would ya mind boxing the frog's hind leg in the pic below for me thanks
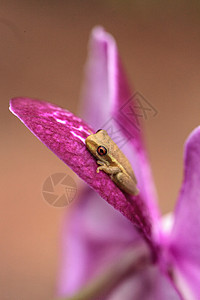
[113,172,139,196]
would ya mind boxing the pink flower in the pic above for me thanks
[10,27,200,300]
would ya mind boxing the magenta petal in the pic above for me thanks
[81,27,160,228]
[57,188,142,296]
[10,97,152,239]
[168,127,200,299]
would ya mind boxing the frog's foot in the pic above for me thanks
[97,165,121,175]
[96,166,107,173]
[96,161,107,173]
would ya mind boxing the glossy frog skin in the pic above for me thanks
[85,129,139,195]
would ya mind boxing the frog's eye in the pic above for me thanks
[97,145,107,156]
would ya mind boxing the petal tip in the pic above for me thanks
[9,98,17,114]
[9,97,26,116]
[189,125,200,137]
[185,125,200,151]
[91,26,116,46]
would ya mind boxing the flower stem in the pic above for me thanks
[57,242,153,300]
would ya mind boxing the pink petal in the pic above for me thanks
[10,97,152,240]
[108,266,181,300]
[57,188,142,296]
[58,187,181,299]
[80,27,160,230]
[167,126,200,299]
[57,27,157,297]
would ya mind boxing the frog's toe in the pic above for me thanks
[96,166,102,173]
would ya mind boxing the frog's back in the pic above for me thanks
[111,144,137,183]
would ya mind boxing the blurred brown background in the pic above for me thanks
[1,1,200,299]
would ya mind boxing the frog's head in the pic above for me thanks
[85,129,112,163]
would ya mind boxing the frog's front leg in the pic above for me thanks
[96,161,121,175]
[97,160,109,167]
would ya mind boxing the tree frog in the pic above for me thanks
[85,129,139,195]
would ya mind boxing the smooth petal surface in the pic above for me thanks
[58,188,142,296]
[167,127,200,299]
[10,97,152,239]
[108,265,181,300]
[80,27,160,230]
